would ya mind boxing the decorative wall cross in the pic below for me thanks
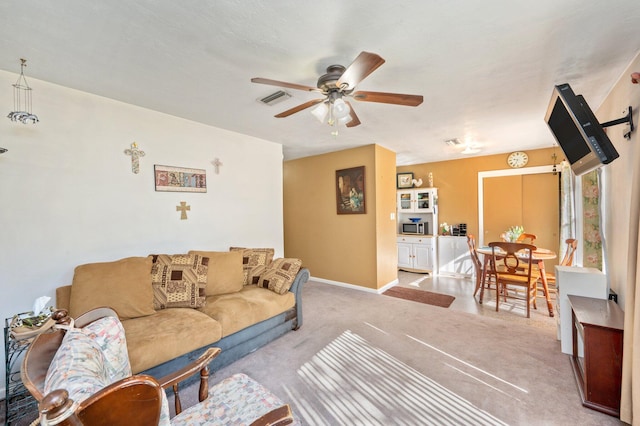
[211,158,223,174]
[124,142,146,174]
[176,202,190,220]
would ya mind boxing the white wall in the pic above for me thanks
[597,51,640,309]
[0,70,284,394]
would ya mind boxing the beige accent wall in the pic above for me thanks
[284,144,398,290]
[397,148,560,239]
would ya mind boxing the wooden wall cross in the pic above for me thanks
[124,142,146,174]
[176,202,190,220]
[212,158,223,174]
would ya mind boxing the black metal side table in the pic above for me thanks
[4,318,38,425]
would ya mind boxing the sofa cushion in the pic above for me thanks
[258,258,302,295]
[188,250,243,296]
[230,247,275,285]
[199,285,295,337]
[44,329,109,405]
[121,308,222,374]
[70,256,156,320]
[151,254,208,309]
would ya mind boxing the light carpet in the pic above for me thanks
[170,281,621,425]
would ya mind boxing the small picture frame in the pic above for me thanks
[397,172,414,189]
[154,165,207,193]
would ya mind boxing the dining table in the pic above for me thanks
[476,245,557,317]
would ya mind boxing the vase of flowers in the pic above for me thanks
[504,225,524,242]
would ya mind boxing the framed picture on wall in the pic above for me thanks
[397,172,414,189]
[154,165,207,192]
[336,166,365,214]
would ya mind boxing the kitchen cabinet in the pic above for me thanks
[397,188,437,213]
[397,235,435,272]
[437,236,473,277]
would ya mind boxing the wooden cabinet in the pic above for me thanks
[568,295,624,417]
[397,235,435,272]
[397,188,437,213]
[437,236,473,277]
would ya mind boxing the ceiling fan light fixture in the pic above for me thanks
[337,114,353,125]
[310,102,329,123]
[332,98,350,119]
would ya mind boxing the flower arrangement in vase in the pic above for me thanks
[504,225,524,242]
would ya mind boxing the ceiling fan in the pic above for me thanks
[251,51,423,128]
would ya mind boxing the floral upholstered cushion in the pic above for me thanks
[171,373,298,426]
[44,329,110,405]
[258,258,302,295]
[151,254,208,309]
[81,316,131,381]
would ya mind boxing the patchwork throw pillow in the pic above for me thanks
[257,258,302,295]
[229,247,275,285]
[188,250,243,296]
[70,256,156,320]
[151,254,208,309]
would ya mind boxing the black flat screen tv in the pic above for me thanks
[544,83,619,176]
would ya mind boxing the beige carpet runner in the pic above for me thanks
[383,286,455,308]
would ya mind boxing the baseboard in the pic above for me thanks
[310,276,398,294]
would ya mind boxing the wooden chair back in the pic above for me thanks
[516,233,537,245]
[488,241,538,317]
[560,238,578,266]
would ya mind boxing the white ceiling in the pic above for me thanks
[2,1,640,165]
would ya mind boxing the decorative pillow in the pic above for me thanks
[44,329,110,405]
[188,250,243,296]
[81,316,131,381]
[230,247,275,286]
[70,257,156,320]
[257,258,302,295]
[151,254,208,309]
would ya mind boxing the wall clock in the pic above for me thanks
[507,151,529,168]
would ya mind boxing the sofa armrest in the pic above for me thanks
[156,347,221,414]
[288,267,309,330]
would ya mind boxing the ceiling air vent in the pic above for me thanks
[257,90,291,106]
[444,138,461,146]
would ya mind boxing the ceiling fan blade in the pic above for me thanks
[251,77,321,93]
[336,52,385,90]
[344,101,361,127]
[352,90,423,107]
[274,99,324,118]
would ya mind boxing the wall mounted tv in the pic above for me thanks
[544,83,619,176]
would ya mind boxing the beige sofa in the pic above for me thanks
[55,248,309,377]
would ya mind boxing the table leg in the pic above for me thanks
[537,259,554,317]
[478,255,489,303]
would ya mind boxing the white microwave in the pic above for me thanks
[402,222,428,235]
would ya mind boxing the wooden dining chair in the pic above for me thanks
[487,241,538,318]
[536,238,578,298]
[466,234,495,296]
[516,233,537,245]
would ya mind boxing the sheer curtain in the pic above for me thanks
[559,161,576,260]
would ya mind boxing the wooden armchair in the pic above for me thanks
[536,238,578,298]
[486,242,538,318]
[466,234,495,296]
[21,308,295,426]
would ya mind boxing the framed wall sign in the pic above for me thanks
[154,165,207,193]
[336,166,365,214]
[397,172,414,189]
